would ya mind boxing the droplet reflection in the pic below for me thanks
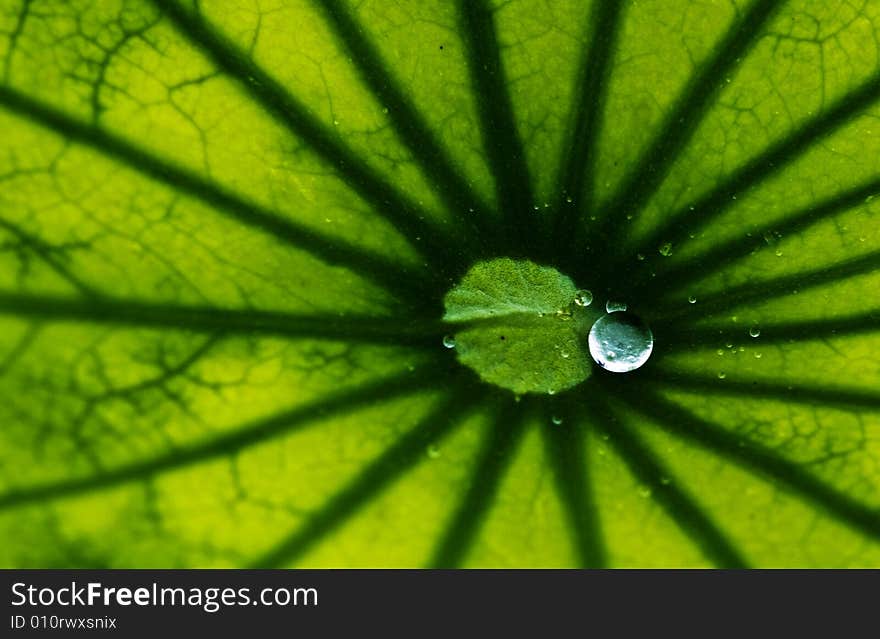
[588,312,654,373]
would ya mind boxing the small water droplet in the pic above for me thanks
[775,248,783,257]
[442,335,456,349]
[560,349,570,359]
[638,486,652,498]
[606,300,628,313]
[754,352,763,359]
[427,444,441,459]
[573,289,593,307]
[718,371,727,379]
[688,295,697,304]
[588,312,654,373]
[658,242,673,257]
[636,253,645,261]
[548,388,556,395]
[382,107,389,114]
[333,119,340,126]
[565,195,573,204]
[716,348,725,356]
[551,415,563,425]
[749,326,761,338]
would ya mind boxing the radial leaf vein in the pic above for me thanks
[0,363,447,511]
[553,0,626,250]
[428,395,529,567]
[249,383,484,568]
[150,0,464,273]
[636,177,880,301]
[587,396,748,568]
[540,401,606,568]
[0,85,430,302]
[455,0,535,250]
[641,370,880,412]
[592,0,780,256]
[606,385,880,539]
[0,291,445,346]
[626,70,880,266]
[316,0,495,245]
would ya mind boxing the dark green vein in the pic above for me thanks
[635,177,880,302]
[150,0,471,273]
[250,382,483,568]
[658,310,880,349]
[591,0,779,254]
[638,369,880,411]
[455,0,535,250]
[0,216,97,296]
[0,85,431,303]
[540,401,606,567]
[0,291,445,346]
[553,0,625,249]
[429,395,529,567]
[651,248,880,322]
[316,0,495,245]
[0,363,445,511]
[623,69,880,269]
[586,395,747,568]
[604,384,880,539]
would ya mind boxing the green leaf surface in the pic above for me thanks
[444,257,595,395]
[0,0,879,567]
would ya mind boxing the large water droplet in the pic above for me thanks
[588,312,654,373]
[605,300,628,313]
[442,335,456,349]
[573,289,593,307]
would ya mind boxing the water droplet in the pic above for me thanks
[573,289,593,307]
[547,388,556,395]
[754,352,763,359]
[658,242,673,257]
[688,295,697,304]
[716,348,725,356]
[606,300,628,313]
[588,312,654,373]
[333,119,340,126]
[636,253,646,261]
[749,326,761,338]
[638,486,652,498]
[565,195,573,203]
[551,415,563,425]
[775,248,783,257]
[718,371,727,379]
[442,335,456,349]
[560,349,570,359]
[382,107,389,114]
[427,444,441,459]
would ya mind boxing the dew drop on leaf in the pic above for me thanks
[749,326,761,338]
[426,445,441,459]
[573,289,593,307]
[688,295,697,304]
[551,415,563,425]
[658,242,673,257]
[588,312,654,373]
[605,300,628,313]
[442,335,456,349]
